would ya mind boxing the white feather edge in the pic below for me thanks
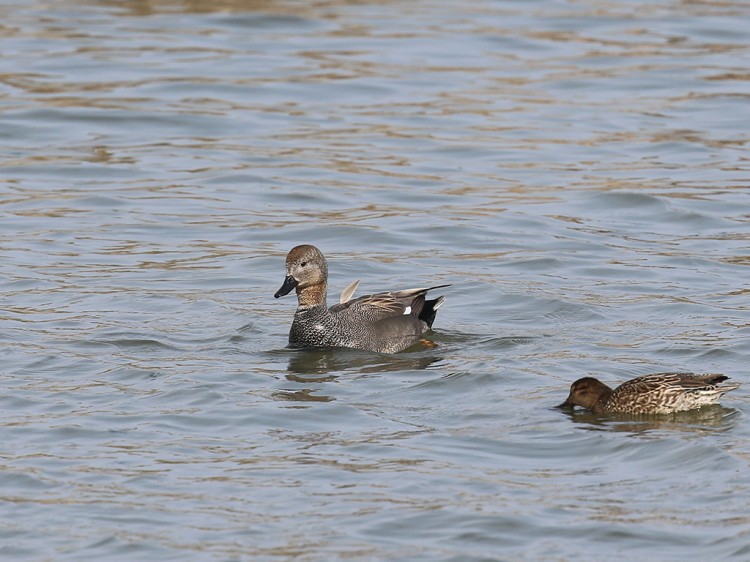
[339,280,360,304]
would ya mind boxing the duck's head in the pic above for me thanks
[557,377,611,409]
[274,244,328,299]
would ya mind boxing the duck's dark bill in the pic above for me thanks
[274,275,298,298]
[556,400,573,409]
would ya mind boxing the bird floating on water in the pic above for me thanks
[274,244,448,353]
[558,372,740,415]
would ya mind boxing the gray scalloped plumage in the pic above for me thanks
[274,244,448,353]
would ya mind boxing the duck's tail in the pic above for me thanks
[419,293,447,329]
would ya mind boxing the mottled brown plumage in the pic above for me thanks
[558,372,740,415]
[274,244,448,353]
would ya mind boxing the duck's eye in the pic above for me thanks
[300,261,307,267]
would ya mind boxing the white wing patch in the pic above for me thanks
[403,306,411,315]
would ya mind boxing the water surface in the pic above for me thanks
[1,0,749,560]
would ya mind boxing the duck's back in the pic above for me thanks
[288,289,440,353]
[602,373,738,414]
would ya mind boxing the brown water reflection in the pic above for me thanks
[89,0,390,17]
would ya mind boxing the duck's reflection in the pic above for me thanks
[269,347,443,404]
[559,404,740,433]
[272,387,333,403]
[285,347,443,376]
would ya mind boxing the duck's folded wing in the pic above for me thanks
[332,285,449,321]
[618,373,727,397]
[340,291,409,320]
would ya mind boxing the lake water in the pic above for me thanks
[1,0,749,560]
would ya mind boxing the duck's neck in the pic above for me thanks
[591,385,614,411]
[296,282,327,308]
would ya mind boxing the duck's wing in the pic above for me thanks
[669,373,740,393]
[615,372,737,397]
[332,284,450,322]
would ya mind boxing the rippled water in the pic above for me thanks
[2,0,749,560]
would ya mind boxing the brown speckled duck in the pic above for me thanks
[274,244,448,353]
[558,372,740,415]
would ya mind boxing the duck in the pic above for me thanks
[558,372,740,415]
[274,244,448,353]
